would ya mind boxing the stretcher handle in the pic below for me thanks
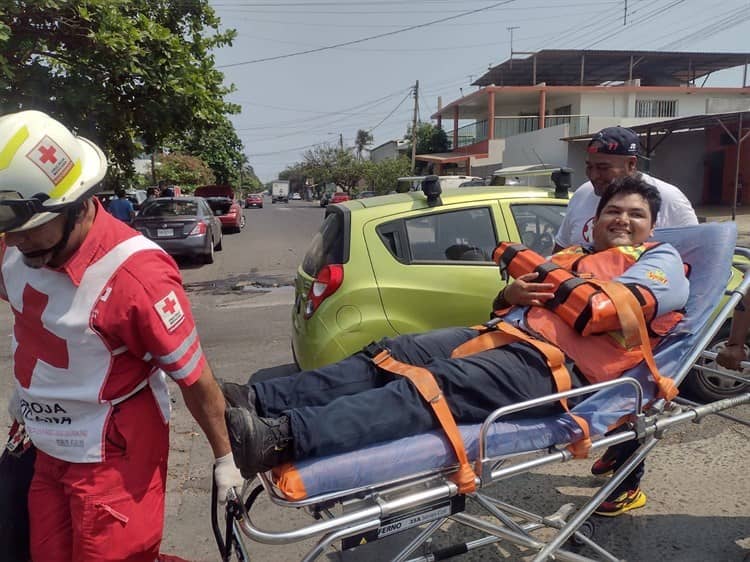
[210,476,230,561]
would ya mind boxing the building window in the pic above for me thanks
[635,99,677,118]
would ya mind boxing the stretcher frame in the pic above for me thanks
[213,245,750,562]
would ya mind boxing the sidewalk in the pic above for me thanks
[695,205,750,247]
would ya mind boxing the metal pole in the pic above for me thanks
[507,26,519,66]
[411,80,419,173]
[623,0,628,25]
[732,112,743,220]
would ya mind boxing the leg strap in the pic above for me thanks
[451,323,592,458]
[369,349,477,494]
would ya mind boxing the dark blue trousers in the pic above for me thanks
[253,328,580,460]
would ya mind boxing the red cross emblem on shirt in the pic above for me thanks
[37,145,58,164]
[12,284,70,388]
[161,296,177,315]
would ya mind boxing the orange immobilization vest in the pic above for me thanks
[494,242,671,337]
[492,242,682,389]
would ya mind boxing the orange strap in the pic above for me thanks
[452,323,592,458]
[592,281,678,401]
[372,351,477,493]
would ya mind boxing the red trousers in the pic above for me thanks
[28,390,170,562]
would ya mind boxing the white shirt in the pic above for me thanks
[555,173,698,247]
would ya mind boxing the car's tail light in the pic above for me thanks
[304,264,344,318]
[188,221,207,236]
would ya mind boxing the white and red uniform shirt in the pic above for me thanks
[555,173,698,248]
[0,199,206,462]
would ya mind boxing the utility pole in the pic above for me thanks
[623,0,628,25]
[339,133,344,151]
[507,26,519,64]
[410,80,419,173]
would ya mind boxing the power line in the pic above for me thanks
[583,0,687,49]
[658,5,750,50]
[216,0,518,67]
[368,90,413,132]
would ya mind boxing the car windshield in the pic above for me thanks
[302,211,344,276]
[140,199,199,217]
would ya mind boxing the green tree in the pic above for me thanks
[363,156,412,194]
[172,116,245,185]
[0,0,238,182]
[156,152,215,190]
[407,123,449,155]
[354,129,373,160]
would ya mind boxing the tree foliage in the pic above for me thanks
[171,115,260,187]
[156,152,214,189]
[407,122,449,155]
[354,129,373,160]
[0,0,239,184]
[362,156,412,194]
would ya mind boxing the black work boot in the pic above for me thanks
[225,407,293,479]
[218,380,257,414]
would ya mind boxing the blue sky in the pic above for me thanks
[209,0,750,182]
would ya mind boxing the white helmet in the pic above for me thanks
[0,110,107,233]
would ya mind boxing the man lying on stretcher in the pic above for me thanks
[222,175,689,488]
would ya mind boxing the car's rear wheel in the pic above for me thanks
[684,323,750,401]
[215,235,223,252]
[203,235,215,264]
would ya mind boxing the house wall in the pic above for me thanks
[370,141,398,163]
[706,124,750,205]
[645,129,706,204]
[502,123,571,168]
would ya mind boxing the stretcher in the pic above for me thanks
[213,222,750,562]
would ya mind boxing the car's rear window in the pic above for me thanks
[302,211,345,276]
[141,200,199,217]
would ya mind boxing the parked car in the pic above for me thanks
[292,184,747,400]
[194,185,245,233]
[290,192,302,200]
[292,186,567,370]
[355,191,377,199]
[245,194,263,208]
[132,197,222,264]
[330,192,350,204]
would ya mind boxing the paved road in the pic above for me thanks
[1,196,748,561]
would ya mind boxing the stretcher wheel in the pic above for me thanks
[569,519,595,547]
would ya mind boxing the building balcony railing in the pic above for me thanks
[447,115,590,149]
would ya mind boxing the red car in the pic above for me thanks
[194,184,245,233]
[330,192,350,204]
[245,194,263,208]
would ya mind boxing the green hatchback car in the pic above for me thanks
[292,186,567,370]
[292,184,750,401]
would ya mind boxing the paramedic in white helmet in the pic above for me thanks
[0,110,243,562]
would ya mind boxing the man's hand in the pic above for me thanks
[7,387,22,424]
[716,343,747,371]
[504,272,556,307]
[214,453,245,504]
